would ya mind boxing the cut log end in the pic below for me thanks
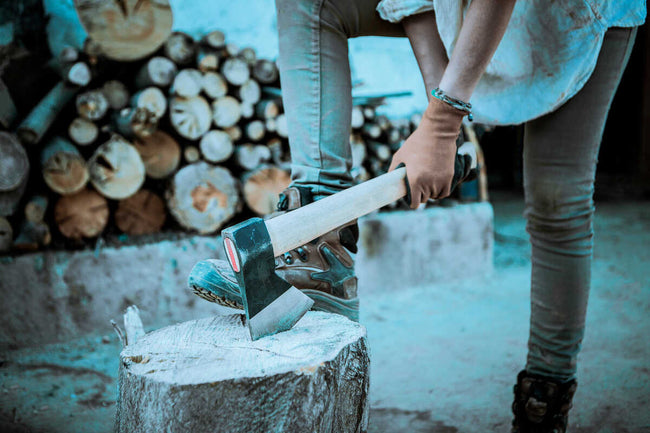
[133,131,181,179]
[54,188,109,239]
[243,166,291,215]
[115,190,166,236]
[88,136,146,200]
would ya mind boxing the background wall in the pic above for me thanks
[44,0,427,118]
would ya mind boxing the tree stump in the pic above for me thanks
[116,312,369,433]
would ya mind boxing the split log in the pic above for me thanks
[234,144,271,171]
[362,123,381,140]
[196,48,220,73]
[240,103,254,119]
[123,305,146,346]
[41,137,89,195]
[69,117,99,146]
[367,141,392,162]
[113,107,158,140]
[0,217,12,253]
[183,146,200,163]
[169,95,212,140]
[221,57,250,86]
[252,59,279,84]
[224,125,242,142]
[202,30,226,50]
[15,196,51,250]
[24,196,49,224]
[265,118,277,133]
[201,72,228,99]
[350,133,367,170]
[61,62,92,87]
[242,165,291,215]
[13,220,51,251]
[102,80,130,110]
[0,132,29,216]
[17,82,78,146]
[132,131,181,179]
[238,47,257,66]
[351,106,365,129]
[166,162,239,234]
[88,135,146,200]
[131,87,167,120]
[115,313,369,433]
[275,113,288,138]
[54,188,109,239]
[238,79,261,105]
[74,0,173,61]
[255,100,280,120]
[199,130,234,163]
[115,190,166,236]
[135,56,177,88]
[164,31,196,65]
[171,69,203,98]
[76,89,110,121]
[244,120,265,142]
[0,79,17,128]
[211,96,241,129]
[363,106,375,121]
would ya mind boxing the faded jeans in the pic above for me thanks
[275,0,637,381]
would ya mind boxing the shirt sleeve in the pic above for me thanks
[376,0,434,23]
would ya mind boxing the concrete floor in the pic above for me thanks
[1,194,649,433]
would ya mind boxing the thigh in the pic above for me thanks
[322,0,405,38]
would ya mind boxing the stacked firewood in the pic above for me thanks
[0,28,436,254]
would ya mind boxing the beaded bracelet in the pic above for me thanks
[432,87,473,121]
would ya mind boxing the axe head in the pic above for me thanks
[222,218,314,340]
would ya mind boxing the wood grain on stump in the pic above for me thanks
[116,312,369,433]
[115,190,166,235]
[242,165,291,216]
[54,188,109,239]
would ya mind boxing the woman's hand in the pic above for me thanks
[389,97,465,208]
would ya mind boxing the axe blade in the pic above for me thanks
[222,218,313,340]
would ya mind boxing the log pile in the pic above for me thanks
[0,22,486,254]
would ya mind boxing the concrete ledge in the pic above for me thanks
[357,202,494,294]
[0,202,493,348]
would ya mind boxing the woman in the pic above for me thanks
[189,1,645,431]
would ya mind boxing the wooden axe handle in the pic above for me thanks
[265,167,407,257]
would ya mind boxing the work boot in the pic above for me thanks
[511,370,578,433]
[189,186,360,321]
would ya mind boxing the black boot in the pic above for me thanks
[511,370,578,433]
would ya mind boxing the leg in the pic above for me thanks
[523,27,637,381]
[275,0,403,198]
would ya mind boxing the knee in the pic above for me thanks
[524,180,594,241]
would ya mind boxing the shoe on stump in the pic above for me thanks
[188,186,360,321]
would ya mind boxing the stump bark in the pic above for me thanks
[116,312,369,433]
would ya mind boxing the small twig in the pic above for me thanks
[111,319,126,348]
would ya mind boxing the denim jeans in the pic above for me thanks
[275,0,637,381]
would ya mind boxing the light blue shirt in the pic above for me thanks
[377,0,646,125]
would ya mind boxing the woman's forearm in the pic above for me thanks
[438,0,516,101]
[402,11,449,99]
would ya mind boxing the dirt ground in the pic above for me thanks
[1,193,649,433]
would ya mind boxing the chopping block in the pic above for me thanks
[115,312,370,433]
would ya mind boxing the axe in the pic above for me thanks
[222,142,478,340]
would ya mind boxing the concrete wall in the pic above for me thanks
[0,203,492,348]
[43,0,427,118]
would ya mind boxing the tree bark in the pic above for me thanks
[54,188,109,239]
[41,137,89,195]
[115,189,166,235]
[166,162,239,234]
[242,165,291,215]
[115,313,369,433]
[132,130,181,179]
[74,0,173,61]
[88,135,146,200]
[16,82,79,146]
